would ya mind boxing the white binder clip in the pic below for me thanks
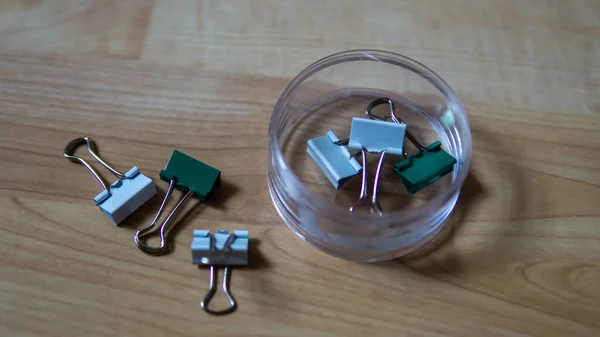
[191,230,249,315]
[348,118,406,156]
[64,137,157,225]
[346,99,407,215]
[307,131,362,189]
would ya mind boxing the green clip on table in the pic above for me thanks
[134,150,221,255]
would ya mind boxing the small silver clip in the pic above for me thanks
[191,230,249,315]
[64,137,157,225]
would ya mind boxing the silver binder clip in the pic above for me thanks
[191,230,249,315]
[63,137,157,225]
[307,130,362,189]
[346,100,407,215]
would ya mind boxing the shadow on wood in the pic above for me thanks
[246,238,270,270]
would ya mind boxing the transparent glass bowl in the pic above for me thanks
[268,50,471,262]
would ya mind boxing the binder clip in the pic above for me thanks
[365,97,457,195]
[346,100,407,215]
[393,141,457,195]
[191,230,249,315]
[307,131,362,189]
[63,137,157,225]
[134,150,221,255]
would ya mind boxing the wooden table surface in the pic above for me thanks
[1,1,599,336]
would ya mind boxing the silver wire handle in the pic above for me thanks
[349,147,386,215]
[133,178,194,255]
[200,233,238,315]
[201,266,237,315]
[63,137,126,191]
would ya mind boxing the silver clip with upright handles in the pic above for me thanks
[63,137,157,225]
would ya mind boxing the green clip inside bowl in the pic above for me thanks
[393,141,457,195]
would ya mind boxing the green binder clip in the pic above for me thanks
[134,150,221,255]
[393,141,457,195]
[365,97,457,196]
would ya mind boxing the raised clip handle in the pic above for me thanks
[63,137,126,191]
[198,233,239,315]
[133,178,194,255]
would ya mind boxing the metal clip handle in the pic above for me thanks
[63,137,126,191]
[200,233,238,315]
[349,147,386,215]
[133,178,194,255]
[365,97,426,153]
[201,266,237,315]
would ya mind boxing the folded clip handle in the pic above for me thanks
[63,137,126,191]
[200,233,238,315]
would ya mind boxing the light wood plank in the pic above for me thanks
[1,1,599,336]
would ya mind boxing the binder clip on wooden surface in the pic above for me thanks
[191,230,249,315]
[63,137,157,225]
[346,99,407,215]
[134,150,221,255]
[307,130,362,189]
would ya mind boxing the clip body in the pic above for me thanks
[307,131,362,189]
[159,150,221,200]
[191,230,249,265]
[191,230,249,315]
[348,117,406,155]
[64,137,157,225]
[94,167,157,225]
[393,141,457,195]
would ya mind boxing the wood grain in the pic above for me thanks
[1,1,599,336]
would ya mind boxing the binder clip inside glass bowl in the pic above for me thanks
[307,131,362,190]
[134,150,221,256]
[191,230,249,315]
[63,137,157,225]
[364,98,458,196]
[267,50,472,261]
[345,112,407,215]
